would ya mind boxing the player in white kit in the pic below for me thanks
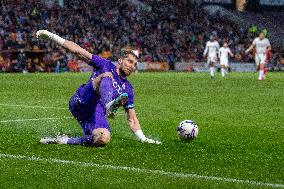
[245,32,271,80]
[203,35,220,78]
[219,42,234,77]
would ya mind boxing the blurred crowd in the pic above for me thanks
[0,0,283,72]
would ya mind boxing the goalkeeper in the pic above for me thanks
[37,30,161,147]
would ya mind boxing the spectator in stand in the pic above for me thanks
[0,54,4,72]
[167,51,176,70]
[17,49,27,72]
[27,58,35,72]
[67,57,79,72]
[0,0,282,73]
[99,47,113,59]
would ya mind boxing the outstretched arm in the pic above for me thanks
[229,49,234,57]
[126,109,161,144]
[246,38,257,54]
[36,30,92,61]
[63,40,92,61]
[245,43,255,54]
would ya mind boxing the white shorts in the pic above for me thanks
[207,56,217,66]
[220,58,229,67]
[255,53,266,65]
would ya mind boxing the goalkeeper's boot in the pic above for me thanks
[40,137,57,144]
[106,93,128,118]
[56,135,69,144]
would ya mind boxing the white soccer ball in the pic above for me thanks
[177,120,199,141]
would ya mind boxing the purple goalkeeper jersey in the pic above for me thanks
[89,55,134,110]
[69,55,134,136]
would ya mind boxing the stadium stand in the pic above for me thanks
[0,0,283,72]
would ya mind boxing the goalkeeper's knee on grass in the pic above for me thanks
[66,128,111,147]
[40,128,111,147]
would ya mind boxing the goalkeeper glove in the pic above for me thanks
[134,130,161,144]
[36,30,65,45]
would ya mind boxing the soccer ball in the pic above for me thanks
[177,120,199,141]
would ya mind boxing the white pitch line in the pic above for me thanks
[0,103,66,110]
[0,153,283,188]
[0,117,73,123]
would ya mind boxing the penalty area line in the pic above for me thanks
[0,103,67,110]
[0,153,283,188]
[0,117,73,123]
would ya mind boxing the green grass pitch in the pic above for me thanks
[0,72,283,188]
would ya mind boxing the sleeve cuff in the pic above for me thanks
[124,104,134,110]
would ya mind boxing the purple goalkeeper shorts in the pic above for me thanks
[69,80,111,135]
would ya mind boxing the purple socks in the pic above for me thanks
[67,135,94,146]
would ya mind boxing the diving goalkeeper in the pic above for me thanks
[37,30,161,147]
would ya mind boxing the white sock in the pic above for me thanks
[259,70,264,80]
[134,130,146,141]
[221,68,225,77]
[210,67,215,77]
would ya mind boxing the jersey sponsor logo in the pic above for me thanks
[112,79,123,95]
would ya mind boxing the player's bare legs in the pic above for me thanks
[263,65,267,80]
[221,65,226,77]
[258,64,265,80]
[256,65,260,72]
[209,62,215,78]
